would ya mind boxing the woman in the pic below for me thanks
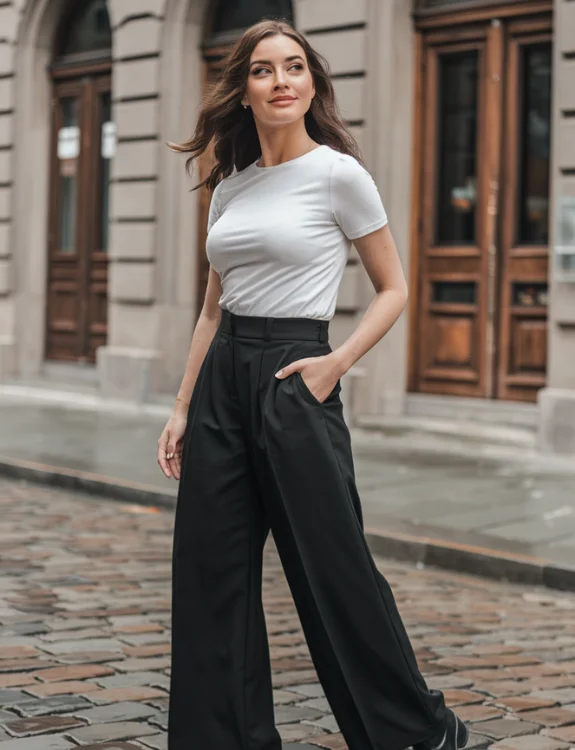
[158,18,469,750]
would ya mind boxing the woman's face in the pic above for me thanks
[242,34,315,128]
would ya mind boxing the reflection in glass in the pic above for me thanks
[513,283,548,307]
[212,0,293,35]
[58,98,78,254]
[518,43,552,245]
[557,254,575,277]
[432,281,476,305]
[436,51,478,245]
[99,93,112,252]
[61,0,111,57]
[422,0,470,6]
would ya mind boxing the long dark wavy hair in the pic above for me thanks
[167,18,364,192]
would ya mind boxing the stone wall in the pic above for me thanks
[538,0,575,455]
[0,3,18,378]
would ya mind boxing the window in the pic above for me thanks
[56,0,111,62]
[209,0,293,41]
[435,50,479,245]
[416,0,518,11]
[419,0,473,6]
[517,43,552,245]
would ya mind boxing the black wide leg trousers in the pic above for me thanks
[168,309,447,750]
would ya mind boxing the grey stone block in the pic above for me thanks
[538,388,575,456]
[108,0,166,27]
[0,337,16,380]
[17,695,93,717]
[138,734,167,750]
[66,720,159,743]
[115,17,161,58]
[0,690,35,707]
[69,701,158,724]
[97,345,160,402]
[0,735,75,749]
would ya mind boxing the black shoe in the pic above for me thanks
[413,708,469,750]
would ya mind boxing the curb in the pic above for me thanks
[364,527,575,593]
[0,456,177,510]
[1,455,574,593]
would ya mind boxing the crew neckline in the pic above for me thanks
[252,144,328,171]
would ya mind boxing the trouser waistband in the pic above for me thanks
[219,308,330,343]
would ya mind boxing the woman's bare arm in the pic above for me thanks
[173,265,223,417]
[157,265,222,479]
[330,223,408,374]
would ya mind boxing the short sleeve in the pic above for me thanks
[207,181,223,234]
[329,154,388,240]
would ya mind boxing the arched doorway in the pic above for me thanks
[45,0,112,363]
[195,0,293,319]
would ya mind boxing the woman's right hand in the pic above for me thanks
[157,412,188,480]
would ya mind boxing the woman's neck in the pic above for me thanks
[257,131,318,167]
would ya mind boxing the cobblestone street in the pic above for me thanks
[2,478,575,750]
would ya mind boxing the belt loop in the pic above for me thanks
[319,320,329,344]
[264,318,274,342]
[227,310,235,336]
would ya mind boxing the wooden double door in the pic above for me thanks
[411,10,552,402]
[45,72,111,363]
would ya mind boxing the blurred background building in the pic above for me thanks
[0,0,573,453]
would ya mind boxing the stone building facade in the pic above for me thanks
[0,0,573,454]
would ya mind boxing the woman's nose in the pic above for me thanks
[274,71,288,87]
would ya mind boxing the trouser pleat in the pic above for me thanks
[168,332,280,750]
[256,343,447,750]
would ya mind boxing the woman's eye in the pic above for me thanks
[252,64,303,75]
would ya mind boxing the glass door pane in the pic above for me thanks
[518,42,552,245]
[98,91,112,252]
[57,97,80,254]
[435,50,479,245]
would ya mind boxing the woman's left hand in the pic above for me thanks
[275,353,344,404]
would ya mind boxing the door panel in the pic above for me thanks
[46,74,111,363]
[497,30,552,401]
[417,37,491,396]
[412,10,552,403]
[87,79,111,361]
[46,84,84,361]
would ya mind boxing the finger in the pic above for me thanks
[166,440,183,479]
[164,440,177,480]
[166,440,176,460]
[158,438,172,478]
[172,453,182,480]
[168,439,183,480]
[275,360,302,378]
[166,455,177,479]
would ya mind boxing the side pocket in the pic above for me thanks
[295,371,342,406]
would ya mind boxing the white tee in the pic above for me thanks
[205,144,388,320]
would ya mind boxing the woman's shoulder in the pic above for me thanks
[210,167,243,204]
[323,147,371,180]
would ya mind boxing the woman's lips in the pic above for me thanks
[270,98,296,106]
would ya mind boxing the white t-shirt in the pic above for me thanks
[205,143,388,320]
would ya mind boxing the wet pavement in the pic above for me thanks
[3,477,575,748]
[0,395,574,568]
